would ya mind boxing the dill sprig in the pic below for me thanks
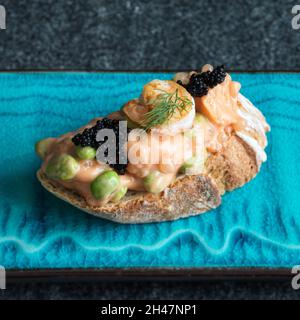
[142,89,192,130]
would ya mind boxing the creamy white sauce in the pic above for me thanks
[236,131,267,164]
[237,107,266,139]
[237,93,270,164]
[238,93,270,137]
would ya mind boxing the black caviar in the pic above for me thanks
[186,74,209,97]
[179,65,227,97]
[72,118,131,175]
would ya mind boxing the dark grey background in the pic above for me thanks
[0,0,299,70]
[0,0,300,300]
[1,280,300,300]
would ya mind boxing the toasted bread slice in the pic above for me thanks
[37,134,258,223]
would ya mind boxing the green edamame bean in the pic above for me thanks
[35,138,54,159]
[111,186,128,203]
[143,170,168,194]
[45,154,79,180]
[76,146,96,160]
[90,171,120,200]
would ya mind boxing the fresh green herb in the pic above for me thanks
[142,89,192,130]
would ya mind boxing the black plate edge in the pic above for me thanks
[5,267,293,283]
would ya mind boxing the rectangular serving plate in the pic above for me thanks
[0,70,299,281]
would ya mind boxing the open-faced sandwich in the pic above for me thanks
[36,65,270,223]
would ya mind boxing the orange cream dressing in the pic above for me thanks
[41,75,269,205]
[41,124,202,205]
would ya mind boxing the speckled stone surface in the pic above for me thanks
[0,0,299,300]
[0,0,298,70]
[1,280,300,300]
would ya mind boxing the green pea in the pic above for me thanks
[90,170,120,200]
[45,154,80,180]
[143,170,169,194]
[35,138,54,159]
[180,157,196,173]
[111,186,128,203]
[76,146,96,160]
[180,156,204,175]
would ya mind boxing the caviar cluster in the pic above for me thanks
[72,118,131,174]
[180,65,227,97]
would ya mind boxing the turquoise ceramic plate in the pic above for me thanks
[0,71,299,280]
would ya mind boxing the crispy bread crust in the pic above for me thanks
[37,135,258,223]
[206,134,258,193]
